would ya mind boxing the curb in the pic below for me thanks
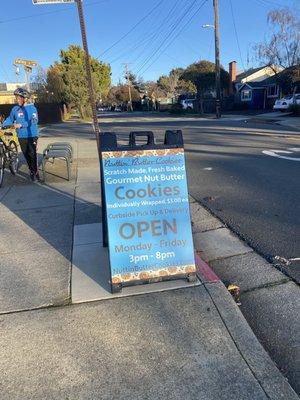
[194,254,298,399]
[190,193,299,397]
[195,252,220,283]
[204,281,299,400]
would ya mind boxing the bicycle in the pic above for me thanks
[0,125,19,187]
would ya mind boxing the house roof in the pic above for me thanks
[238,82,266,91]
[261,65,300,85]
[238,65,300,91]
[235,67,265,83]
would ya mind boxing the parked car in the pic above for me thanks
[273,94,300,111]
[180,99,195,110]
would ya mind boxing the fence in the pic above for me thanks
[0,103,64,125]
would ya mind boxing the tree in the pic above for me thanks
[275,65,300,94]
[255,8,300,68]
[158,69,181,98]
[145,81,165,100]
[32,67,49,102]
[143,81,165,110]
[180,60,229,113]
[107,84,140,106]
[36,45,111,118]
[59,45,111,118]
[176,79,197,97]
[157,68,196,98]
[32,65,67,104]
[181,60,229,98]
[46,64,67,103]
[127,72,144,93]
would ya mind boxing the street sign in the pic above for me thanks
[100,131,196,292]
[14,59,37,67]
[32,0,74,4]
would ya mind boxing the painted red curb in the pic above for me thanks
[195,253,220,283]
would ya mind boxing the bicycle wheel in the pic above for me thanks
[0,146,4,187]
[8,140,19,175]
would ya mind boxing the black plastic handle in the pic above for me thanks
[129,131,155,146]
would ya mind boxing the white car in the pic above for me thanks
[180,99,195,110]
[273,94,300,111]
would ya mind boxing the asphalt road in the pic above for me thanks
[99,112,300,283]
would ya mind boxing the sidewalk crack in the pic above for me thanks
[241,279,292,295]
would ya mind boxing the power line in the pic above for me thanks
[164,52,183,64]
[0,64,10,81]
[252,0,287,9]
[258,0,289,7]
[135,0,199,72]
[109,0,180,65]
[229,0,245,71]
[180,38,204,57]
[252,0,273,8]
[96,0,165,59]
[0,0,108,24]
[135,0,200,75]
[130,0,182,65]
[137,0,209,76]
[142,0,209,73]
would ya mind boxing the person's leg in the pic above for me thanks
[27,137,39,178]
[18,138,32,171]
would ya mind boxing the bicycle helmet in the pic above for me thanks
[14,87,30,98]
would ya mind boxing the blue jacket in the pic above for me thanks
[3,104,39,138]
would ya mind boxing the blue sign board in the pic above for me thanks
[102,148,196,286]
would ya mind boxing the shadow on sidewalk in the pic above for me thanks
[0,152,106,311]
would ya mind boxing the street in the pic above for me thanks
[0,117,298,397]
[99,113,300,283]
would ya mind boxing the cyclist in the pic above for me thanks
[2,88,39,181]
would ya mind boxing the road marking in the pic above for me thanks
[204,167,213,170]
[262,148,300,161]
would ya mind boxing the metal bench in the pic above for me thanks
[42,142,73,181]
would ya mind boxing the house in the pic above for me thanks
[0,82,27,104]
[229,61,299,110]
[236,81,269,109]
[229,61,282,92]
[260,65,300,108]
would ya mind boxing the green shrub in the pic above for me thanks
[288,103,300,116]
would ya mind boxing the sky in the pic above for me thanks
[0,0,299,85]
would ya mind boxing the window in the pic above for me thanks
[241,90,252,101]
[267,84,279,97]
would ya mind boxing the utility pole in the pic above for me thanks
[14,59,37,91]
[13,64,20,83]
[123,63,133,112]
[213,0,221,119]
[75,0,100,147]
[24,66,32,91]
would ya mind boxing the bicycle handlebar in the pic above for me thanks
[0,125,13,130]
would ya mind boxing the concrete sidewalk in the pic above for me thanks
[244,112,300,130]
[0,121,298,399]
[202,111,300,131]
